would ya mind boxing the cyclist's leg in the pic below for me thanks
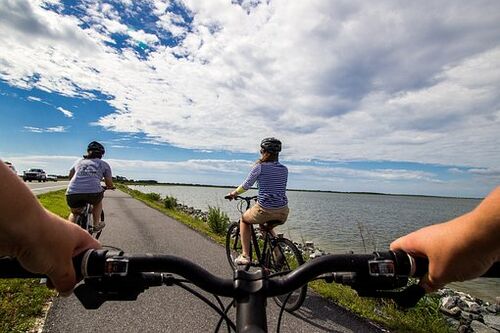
[66,194,85,222]
[239,204,264,259]
[89,192,105,227]
[92,200,103,227]
[239,219,252,257]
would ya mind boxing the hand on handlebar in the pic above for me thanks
[225,192,237,201]
[391,186,500,293]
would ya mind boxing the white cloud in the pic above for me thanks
[24,125,67,133]
[1,0,500,171]
[57,106,74,118]
[27,96,42,102]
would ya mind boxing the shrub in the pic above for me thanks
[146,192,161,201]
[164,195,178,209]
[207,206,230,235]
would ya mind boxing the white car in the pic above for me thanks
[46,174,58,182]
[23,168,47,182]
[4,161,17,174]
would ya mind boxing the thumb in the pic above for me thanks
[47,259,77,296]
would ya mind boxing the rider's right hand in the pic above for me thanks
[391,186,500,292]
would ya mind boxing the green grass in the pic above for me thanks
[311,281,451,333]
[119,184,452,333]
[0,190,68,333]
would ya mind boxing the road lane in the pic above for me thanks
[26,181,70,194]
[43,190,382,333]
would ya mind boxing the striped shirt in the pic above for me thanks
[241,162,288,209]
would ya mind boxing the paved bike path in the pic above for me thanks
[43,190,382,333]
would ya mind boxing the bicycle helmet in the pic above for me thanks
[87,141,105,154]
[260,137,282,153]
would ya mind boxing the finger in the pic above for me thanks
[418,273,445,293]
[48,260,77,296]
[390,234,426,258]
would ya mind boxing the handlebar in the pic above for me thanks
[1,250,499,331]
[2,250,498,302]
[224,195,257,201]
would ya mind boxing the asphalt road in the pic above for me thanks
[42,190,383,333]
[26,180,70,194]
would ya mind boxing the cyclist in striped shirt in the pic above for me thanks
[227,137,289,265]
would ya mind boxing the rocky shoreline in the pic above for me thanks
[438,289,499,333]
[177,202,499,333]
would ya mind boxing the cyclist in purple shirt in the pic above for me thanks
[66,141,114,232]
[227,137,289,265]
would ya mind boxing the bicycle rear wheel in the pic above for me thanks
[269,238,307,312]
[75,207,89,231]
[225,222,242,270]
[94,209,104,240]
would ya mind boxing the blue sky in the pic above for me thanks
[1,0,499,198]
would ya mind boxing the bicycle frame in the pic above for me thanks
[249,224,271,266]
[75,203,104,239]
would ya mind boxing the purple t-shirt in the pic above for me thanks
[66,158,112,194]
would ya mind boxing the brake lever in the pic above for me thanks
[74,273,164,309]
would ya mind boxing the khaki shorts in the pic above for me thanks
[243,202,289,227]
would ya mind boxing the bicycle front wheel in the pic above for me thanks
[270,238,307,312]
[225,222,242,270]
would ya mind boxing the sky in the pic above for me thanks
[1,0,499,198]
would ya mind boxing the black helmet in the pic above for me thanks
[87,141,105,154]
[260,137,282,153]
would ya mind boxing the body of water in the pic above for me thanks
[129,184,498,302]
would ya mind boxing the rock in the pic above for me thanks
[441,306,461,317]
[441,296,458,309]
[461,311,482,321]
[445,317,460,330]
[457,292,475,301]
[464,300,482,314]
[485,304,498,314]
[483,315,500,331]
[309,249,324,259]
[458,324,470,333]
[470,320,497,333]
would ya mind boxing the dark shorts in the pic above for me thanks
[66,192,104,208]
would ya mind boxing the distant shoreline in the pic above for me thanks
[122,180,482,200]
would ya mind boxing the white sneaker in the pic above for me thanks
[93,222,106,232]
[234,254,250,265]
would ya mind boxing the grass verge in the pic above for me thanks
[0,190,68,333]
[118,184,452,333]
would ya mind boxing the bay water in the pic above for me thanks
[130,184,499,302]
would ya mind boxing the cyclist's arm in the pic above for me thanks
[102,161,114,189]
[228,164,261,197]
[0,161,100,293]
[104,176,114,189]
[68,168,75,180]
[391,186,500,291]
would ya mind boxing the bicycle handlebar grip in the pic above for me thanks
[0,256,44,278]
[0,251,87,279]
[400,255,500,278]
